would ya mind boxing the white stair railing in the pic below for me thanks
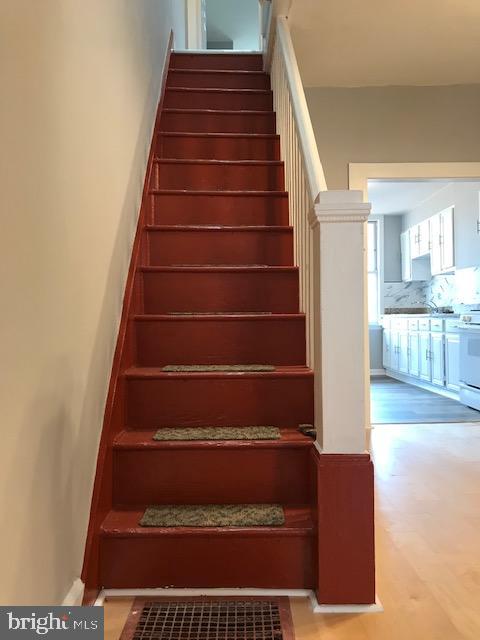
[266,15,371,454]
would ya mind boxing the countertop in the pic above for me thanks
[381,313,460,318]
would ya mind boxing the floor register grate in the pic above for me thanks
[127,600,287,640]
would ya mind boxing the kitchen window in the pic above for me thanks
[367,220,379,323]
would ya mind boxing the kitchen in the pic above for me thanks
[367,179,480,424]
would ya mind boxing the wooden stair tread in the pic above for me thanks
[145,225,292,232]
[153,159,282,166]
[139,265,297,272]
[158,132,279,139]
[149,189,288,196]
[100,505,315,537]
[123,365,313,379]
[114,428,312,449]
[133,312,305,320]
[164,108,273,115]
[169,68,269,76]
[166,87,272,95]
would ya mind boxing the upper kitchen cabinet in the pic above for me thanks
[430,207,455,275]
[410,218,430,259]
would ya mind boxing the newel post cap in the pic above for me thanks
[309,190,371,227]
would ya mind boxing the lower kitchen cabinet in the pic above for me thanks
[431,333,445,386]
[445,333,460,392]
[381,316,460,397]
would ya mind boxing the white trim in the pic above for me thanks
[94,589,383,614]
[370,368,386,376]
[62,578,85,606]
[384,370,459,400]
[95,589,311,607]
[309,592,384,614]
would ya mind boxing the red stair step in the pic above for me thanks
[134,313,306,366]
[170,52,264,71]
[140,266,299,314]
[161,109,276,134]
[151,159,284,191]
[99,506,315,588]
[156,133,280,161]
[145,225,293,266]
[151,191,289,226]
[167,69,270,90]
[164,88,273,111]
[112,429,313,506]
[124,367,314,429]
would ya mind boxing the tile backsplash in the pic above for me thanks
[384,267,480,312]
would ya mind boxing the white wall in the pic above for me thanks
[206,0,259,50]
[0,0,185,605]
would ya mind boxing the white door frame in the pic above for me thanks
[186,0,207,50]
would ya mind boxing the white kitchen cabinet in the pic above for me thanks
[430,332,445,386]
[419,331,432,381]
[383,331,391,369]
[401,230,412,282]
[410,220,430,258]
[431,207,455,275]
[445,333,460,391]
[398,331,409,374]
[408,332,420,377]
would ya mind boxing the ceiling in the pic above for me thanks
[287,0,480,87]
[367,180,451,215]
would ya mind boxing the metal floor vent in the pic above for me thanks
[131,601,284,640]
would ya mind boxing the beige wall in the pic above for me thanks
[305,85,480,190]
[0,0,184,605]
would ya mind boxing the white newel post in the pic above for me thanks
[310,190,371,454]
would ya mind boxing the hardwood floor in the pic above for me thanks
[371,376,480,423]
[103,423,480,640]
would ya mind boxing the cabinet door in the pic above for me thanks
[431,332,445,387]
[440,207,455,272]
[390,331,399,371]
[408,332,420,377]
[401,231,412,282]
[430,214,442,276]
[383,330,391,369]
[445,333,460,392]
[398,331,409,374]
[419,219,430,256]
[419,332,432,381]
[410,224,420,259]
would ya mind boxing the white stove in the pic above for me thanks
[458,312,480,410]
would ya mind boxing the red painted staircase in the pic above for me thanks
[82,51,316,597]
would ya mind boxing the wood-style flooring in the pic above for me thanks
[104,423,480,640]
[371,376,480,424]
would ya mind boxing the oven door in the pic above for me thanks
[459,325,480,389]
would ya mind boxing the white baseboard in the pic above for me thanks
[385,370,459,400]
[370,369,386,376]
[309,591,383,613]
[62,578,85,606]
[95,588,383,614]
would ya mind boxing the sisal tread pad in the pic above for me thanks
[162,364,275,372]
[140,504,285,528]
[153,426,280,441]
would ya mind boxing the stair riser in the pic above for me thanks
[142,270,299,313]
[165,89,273,111]
[126,375,314,428]
[151,193,289,226]
[161,111,276,134]
[171,53,264,71]
[113,447,311,505]
[147,229,293,266]
[135,317,306,366]
[167,71,270,90]
[100,535,315,588]
[156,134,280,161]
[151,162,284,191]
